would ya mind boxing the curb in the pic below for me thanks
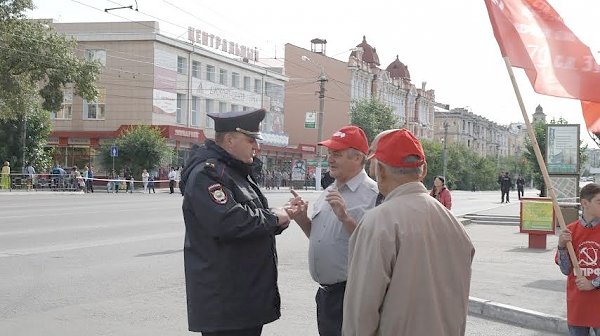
[459,218,472,226]
[468,296,567,334]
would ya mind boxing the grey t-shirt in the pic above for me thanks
[308,169,378,285]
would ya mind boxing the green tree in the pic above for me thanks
[0,0,100,170]
[0,0,100,119]
[470,155,499,190]
[421,139,443,188]
[0,106,53,171]
[99,125,173,178]
[422,140,499,190]
[349,98,399,143]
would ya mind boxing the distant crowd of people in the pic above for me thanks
[0,161,177,194]
[497,171,526,203]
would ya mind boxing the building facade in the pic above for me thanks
[348,36,436,139]
[283,36,437,155]
[49,21,295,174]
[433,107,522,159]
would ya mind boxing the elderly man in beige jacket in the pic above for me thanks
[342,129,475,336]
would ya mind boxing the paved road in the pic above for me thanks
[0,188,558,335]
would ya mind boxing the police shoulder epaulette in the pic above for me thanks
[199,159,220,173]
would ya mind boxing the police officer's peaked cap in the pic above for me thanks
[208,109,266,140]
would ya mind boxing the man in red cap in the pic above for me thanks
[287,125,378,336]
[342,129,475,336]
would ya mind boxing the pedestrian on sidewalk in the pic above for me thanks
[168,167,176,194]
[23,162,36,190]
[287,125,378,336]
[142,169,149,193]
[516,175,525,200]
[430,175,452,210]
[86,165,95,193]
[147,174,155,193]
[1,161,10,189]
[498,171,512,203]
[342,129,474,336]
[124,168,133,193]
[556,183,600,336]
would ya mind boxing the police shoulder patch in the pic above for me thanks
[208,183,227,204]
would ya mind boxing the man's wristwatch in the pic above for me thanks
[592,277,600,290]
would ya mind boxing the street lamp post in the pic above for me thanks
[302,56,328,191]
[21,114,27,169]
[496,144,501,169]
[442,121,449,181]
[514,145,520,174]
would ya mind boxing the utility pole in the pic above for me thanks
[21,114,27,169]
[496,144,501,169]
[301,55,328,191]
[442,121,448,181]
[315,70,327,191]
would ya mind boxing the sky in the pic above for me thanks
[27,0,600,147]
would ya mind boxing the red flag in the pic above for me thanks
[484,0,600,132]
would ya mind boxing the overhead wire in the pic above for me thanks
[19,0,367,111]
[28,1,359,89]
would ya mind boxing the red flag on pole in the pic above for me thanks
[484,0,600,132]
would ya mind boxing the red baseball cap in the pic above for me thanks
[367,129,426,168]
[318,125,369,154]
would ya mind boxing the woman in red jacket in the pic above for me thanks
[430,176,452,210]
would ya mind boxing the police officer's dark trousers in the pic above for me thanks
[201,326,262,336]
[501,188,510,203]
[169,179,175,194]
[316,281,346,336]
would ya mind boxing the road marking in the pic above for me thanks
[0,232,182,258]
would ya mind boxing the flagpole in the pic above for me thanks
[502,56,581,275]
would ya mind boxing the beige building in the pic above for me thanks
[348,36,436,139]
[434,107,522,159]
[283,37,437,172]
[48,21,298,174]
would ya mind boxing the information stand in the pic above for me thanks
[520,197,556,249]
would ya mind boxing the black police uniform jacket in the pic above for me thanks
[180,140,283,332]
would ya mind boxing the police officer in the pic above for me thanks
[180,108,291,336]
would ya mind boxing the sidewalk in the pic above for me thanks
[463,201,568,334]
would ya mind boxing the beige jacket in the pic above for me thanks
[343,182,475,336]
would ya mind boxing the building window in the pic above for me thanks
[177,56,187,75]
[265,82,283,100]
[51,89,73,120]
[219,69,228,85]
[231,72,240,88]
[254,79,262,94]
[176,93,186,124]
[231,104,239,112]
[83,88,106,120]
[191,96,199,126]
[219,102,227,113]
[192,61,201,78]
[206,65,216,82]
[52,104,72,120]
[206,99,214,128]
[243,76,251,91]
[85,49,106,66]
